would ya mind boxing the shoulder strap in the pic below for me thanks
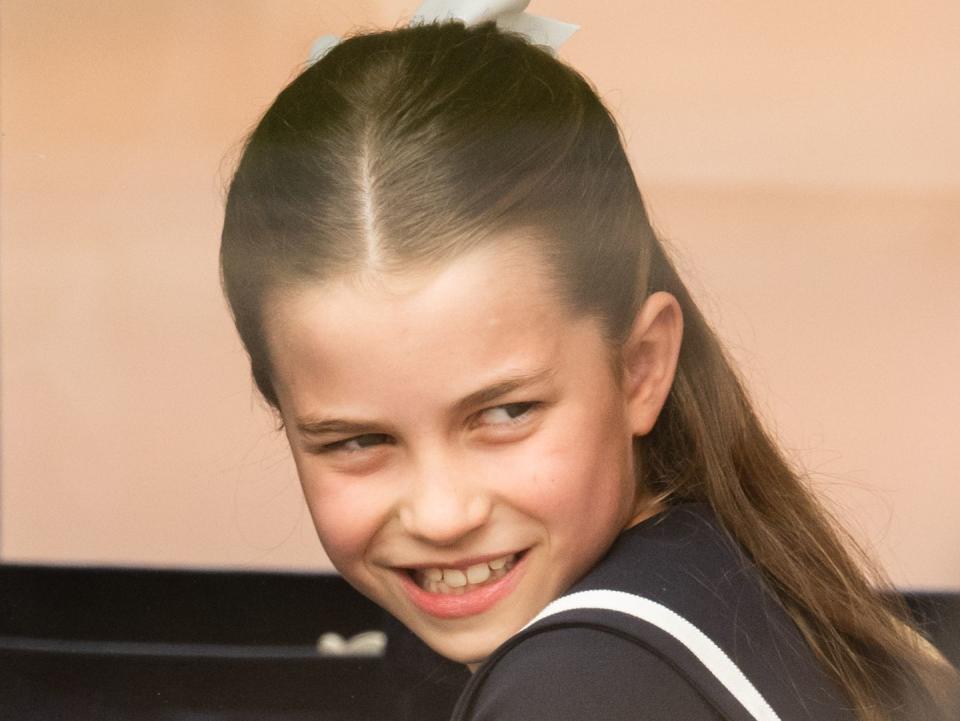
[525,589,782,721]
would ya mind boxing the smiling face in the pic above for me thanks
[264,240,656,665]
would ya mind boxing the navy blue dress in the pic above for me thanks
[450,503,857,720]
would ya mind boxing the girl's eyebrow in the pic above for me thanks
[451,367,556,416]
[296,418,382,437]
[294,367,556,437]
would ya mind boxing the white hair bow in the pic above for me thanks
[308,0,578,64]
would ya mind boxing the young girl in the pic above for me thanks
[219,7,959,721]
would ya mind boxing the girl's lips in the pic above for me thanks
[395,550,529,620]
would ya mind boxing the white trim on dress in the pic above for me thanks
[525,589,782,721]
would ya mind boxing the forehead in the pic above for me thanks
[262,240,601,411]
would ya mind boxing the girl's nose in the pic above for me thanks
[397,458,492,546]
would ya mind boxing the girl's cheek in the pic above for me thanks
[495,442,575,512]
[535,431,630,513]
[300,477,391,566]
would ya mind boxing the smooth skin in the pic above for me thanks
[264,237,683,666]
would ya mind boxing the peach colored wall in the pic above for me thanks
[2,1,958,588]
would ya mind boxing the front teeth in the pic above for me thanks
[466,563,490,584]
[415,554,517,594]
[444,568,467,588]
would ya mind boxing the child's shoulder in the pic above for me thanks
[453,502,857,721]
[577,501,760,600]
[460,624,723,721]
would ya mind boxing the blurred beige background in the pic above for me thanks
[1,1,958,587]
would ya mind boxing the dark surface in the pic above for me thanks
[0,564,379,645]
[0,563,955,720]
[0,564,468,721]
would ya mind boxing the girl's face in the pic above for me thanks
[265,240,654,666]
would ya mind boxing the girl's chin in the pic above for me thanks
[397,586,540,666]
[412,623,515,667]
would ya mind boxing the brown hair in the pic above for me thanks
[220,21,958,720]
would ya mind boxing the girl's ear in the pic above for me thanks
[620,291,683,436]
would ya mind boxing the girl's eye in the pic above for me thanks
[477,402,539,426]
[320,433,393,454]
